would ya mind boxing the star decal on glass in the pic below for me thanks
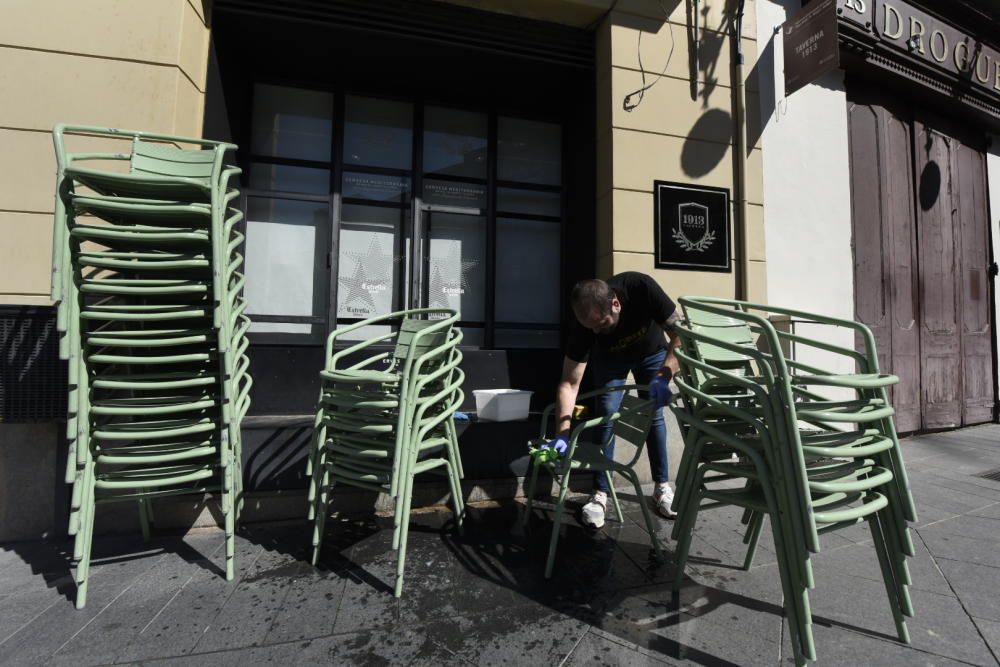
[427,242,479,309]
[338,234,400,315]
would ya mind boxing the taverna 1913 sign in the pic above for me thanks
[653,180,731,273]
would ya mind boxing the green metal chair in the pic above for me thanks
[669,297,916,665]
[308,309,466,597]
[522,385,666,579]
[51,125,251,609]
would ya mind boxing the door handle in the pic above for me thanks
[989,262,998,278]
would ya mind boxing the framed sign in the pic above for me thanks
[653,180,731,273]
[783,0,840,96]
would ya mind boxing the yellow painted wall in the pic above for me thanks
[0,0,211,306]
[595,0,766,303]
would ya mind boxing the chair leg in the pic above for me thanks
[310,468,331,566]
[672,490,701,591]
[605,472,624,523]
[869,513,910,644]
[75,474,96,610]
[444,459,465,534]
[742,511,764,571]
[138,496,152,542]
[394,469,419,598]
[544,474,572,579]
[521,459,542,530]
[224,466,235,581]
[624,469,664,561]
[446,419,465,479]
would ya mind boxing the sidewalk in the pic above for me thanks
[2,425,1000,666]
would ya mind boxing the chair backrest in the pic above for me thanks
[613,393,656,468]
[131,140,218,181]
[682,303,758,371]
[393,318,453,363]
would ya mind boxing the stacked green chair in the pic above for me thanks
[51,125,252,609]
[521,386,666,578]
[668,296,916,665]
[308,309,465,597]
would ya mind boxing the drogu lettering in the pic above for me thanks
[881,3,1000,90]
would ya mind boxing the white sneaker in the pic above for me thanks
[654,482,677,519]
[581,491,608,529]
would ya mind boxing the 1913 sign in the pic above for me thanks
[654,180,731,272]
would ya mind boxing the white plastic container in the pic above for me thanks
[473,389,533,422]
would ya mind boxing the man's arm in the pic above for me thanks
[657,310,682,378]
[555,356,587,436]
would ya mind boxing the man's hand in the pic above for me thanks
[545,434,569,455]
[650,372,673,409]
[531,434,569,464]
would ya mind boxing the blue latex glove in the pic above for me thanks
[530,435,568,464]
[650,373,673,408]
[545,435,569,456]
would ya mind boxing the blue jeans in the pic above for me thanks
[592,348,668,493]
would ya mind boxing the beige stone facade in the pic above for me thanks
[0,0,211,306]
[0,0,763,308]
[594,1,765,301]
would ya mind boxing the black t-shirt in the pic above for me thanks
[566,272,676,364]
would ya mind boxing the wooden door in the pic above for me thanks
[849,92,994,432]
[954,140,995,425]
[848,97,922,433]
[913,122,962,429]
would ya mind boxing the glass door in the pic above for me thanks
[418,206,487,345]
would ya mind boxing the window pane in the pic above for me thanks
[495,217,560,323]
[497,187,560,217]
[343,171,410,203]
[495,328,559,348]
[344,96,413,170]
[337,204,403,321]
[427,213,486,322]
[250,321,312,335]
[244,197,329,336]
[250,163,330,195]
[497,117,561,185]
[251,84,333,162]
[457,327,484,347]
[423,178,486,209]
[423,106,487,178]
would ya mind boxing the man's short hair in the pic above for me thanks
[571,279,614,317]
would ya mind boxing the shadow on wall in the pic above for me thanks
[681,109,733,176]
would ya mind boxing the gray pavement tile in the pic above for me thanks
[781,619,987,666]
[517,508,656,596]
[330,568,400,635]
[805,568,995,666]
[911,502,959,528]
[137,627,466,666]
[967,503,1000,520]
[190,545,311,654]
[918,514,1000,544]
[422,603,590,666]
[972,617,1000,662]
[920,529,1000,569]
[909,477,998,516]
[52,537,228,667]
[259,567,347,644]
[564,630,678,666]
[0,587,66,651]
[812,533,953,597]
[589,589,782,667]
[921,475,1000,503]
[0,546,170,666]
[115,536,264,663]
[935,558,1000,623]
